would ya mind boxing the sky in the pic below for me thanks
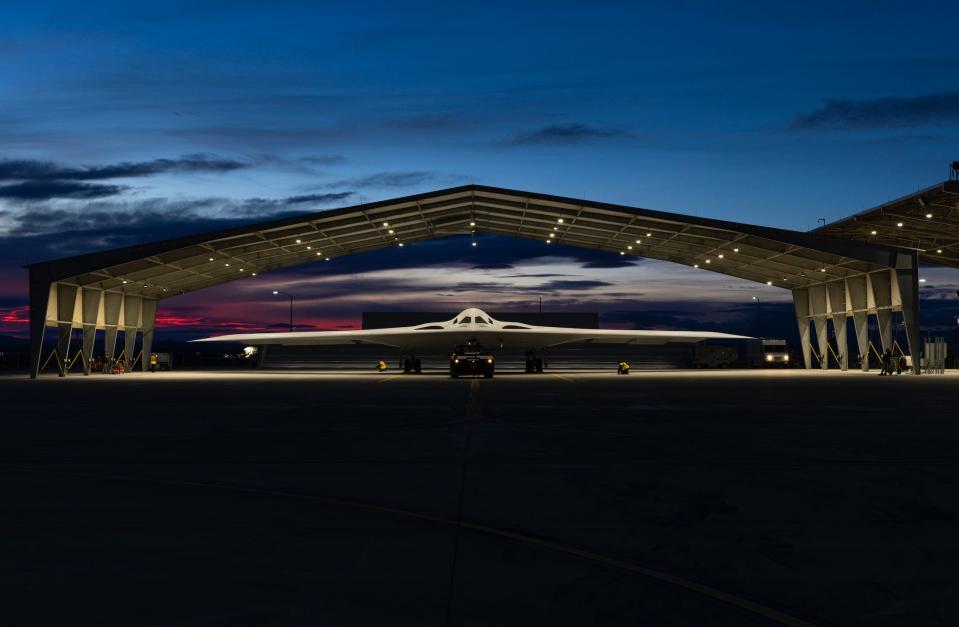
[1,0,957,340]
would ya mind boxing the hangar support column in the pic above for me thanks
[792,289,812,369]
[870,271,894,354]
[826,280,848,370]
[139,299,158,371]
[895,251,922,375]
[80,288,102,375]
[123,295,142,372]
[55,283,78,377]
[846,275,870,371]
[809,284,829,369]
[103,292,123,367]
[28,269,51,379]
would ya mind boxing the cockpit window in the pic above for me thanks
[459,316,472,324]
[474,316,487,324]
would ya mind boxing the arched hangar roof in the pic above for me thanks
[26,184,910,297]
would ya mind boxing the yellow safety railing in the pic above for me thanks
[809,344,824,367]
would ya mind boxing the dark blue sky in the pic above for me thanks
[1,0,957,335]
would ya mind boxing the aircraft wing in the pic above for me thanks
[192,326,750,351]
[498,327,751,348]
[191,326,443,349]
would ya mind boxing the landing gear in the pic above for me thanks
[401,357,422,374]
[524,351,545,373]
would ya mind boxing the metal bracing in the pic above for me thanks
[80,288,102,375]
[24,184,941,377]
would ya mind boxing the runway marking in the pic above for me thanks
[376,375,400,383]
[9,465,817,627]
[551,373,576,383]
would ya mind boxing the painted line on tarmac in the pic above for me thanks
[8,465,818,627]
[551,373,576,383]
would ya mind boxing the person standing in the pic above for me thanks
[880,348,892,376]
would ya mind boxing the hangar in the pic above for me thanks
[24,175,959,378]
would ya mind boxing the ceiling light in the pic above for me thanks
[717,254,724,258]
[766,281,773,285]
[471,241,477,247]
[619,251,625,255]
[398,242,404,247]
[122,280,128,284]
[926,213,933,219]
[937,249,943,253]
[306,246,311,250]
[470,221,476,227]
[627,245,633,250]
[251,273,257,276]
[316,252,321,256]
[693,264,699,268]
[896,222,903,227]
[557,218,564,223]
[549,233,555,238]
[820,268,826,272]
[388,229,394,234]
[870,230,877,235]
[295,239,301,243]
[382,222,389,227]
[208,257,214,261]
[733,248,739,252]
[646,232,652,237]
[239,268,244,272]
[225,263,230,267]
[705,259,711,264]
[635,239,641,244]
[272,290,279,294]
[545,239,551,243]
[919,278,927,283]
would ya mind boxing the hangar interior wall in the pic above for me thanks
[791,256,921,374]
[31,281,158,376]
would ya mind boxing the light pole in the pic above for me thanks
[752,296,762,337]
[273,290,294,332]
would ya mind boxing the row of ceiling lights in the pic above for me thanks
[868,216,945,253]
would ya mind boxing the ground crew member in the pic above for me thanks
[880,348,892,376]
[376,360,387,371]
[617,360,630,375]
[149,353,158,372]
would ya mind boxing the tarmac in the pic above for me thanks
[2,369,957,626]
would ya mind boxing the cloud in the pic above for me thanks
[542,279,611,290]
[580,258,641,269]
[0,154,248,182]
[282,192,354,205]
[0,181,127,200]
[322,171,444,189]
[790,92,959,129]
[504,123,632,145]
[299,155,348,166]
